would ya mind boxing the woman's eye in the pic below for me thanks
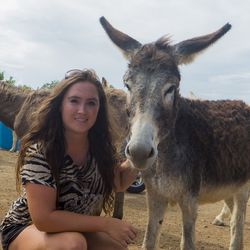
[87,101,97,106]
[70,99,78,104]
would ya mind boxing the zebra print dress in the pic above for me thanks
[0,144,105,250]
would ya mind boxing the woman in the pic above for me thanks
[0,69,138,250]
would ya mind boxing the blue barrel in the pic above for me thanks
[0,122,13,150]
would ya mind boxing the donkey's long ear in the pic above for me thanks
[100,16,142,60]
[101,77,108,88]
[173,23,231,65]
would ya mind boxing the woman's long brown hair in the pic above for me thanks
[16,69,118,214]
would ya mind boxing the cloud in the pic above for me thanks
[210,72,250,83]
[0,0,249,103]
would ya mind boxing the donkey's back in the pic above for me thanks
[172,98,250,201]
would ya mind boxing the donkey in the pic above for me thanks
[0,81,48,138]
[9,131,18,152]
[100,17,250,250]
[0,80,128,219]
[212,189,250,227]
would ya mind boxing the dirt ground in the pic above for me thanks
[0,149,249,250]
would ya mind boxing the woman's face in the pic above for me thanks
[61,81,100,137]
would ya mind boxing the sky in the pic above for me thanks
[0,0,249,103]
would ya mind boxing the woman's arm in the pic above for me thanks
[114,160,139,192]
[25,183,137,246]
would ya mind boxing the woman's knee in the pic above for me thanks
[9,225,87,250]
[48,232,87,250]
[65,232,87,250]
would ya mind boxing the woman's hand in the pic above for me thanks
[105,217,137,248]
[114,160,139,192]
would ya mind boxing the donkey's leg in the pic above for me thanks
[212,198,233,226]
[142,188,167,250]
[9,130,17,152]
[178,195,197,250]
[229,190,249,250]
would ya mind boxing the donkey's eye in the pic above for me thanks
[124,83,131,91]
[164,85,175,97]
[163,85,176,106]
[126,108,131,117]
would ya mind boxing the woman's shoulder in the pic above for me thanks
[26,143,44,157]
[24,143,48,166]
[21,143,56,188]
[26,142,43,154]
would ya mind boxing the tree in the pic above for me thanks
[40,80,58,89]
[0,71,4,81]
[0,70,16,85]
[17,84,32,91]
[6,76,16,85]
[0,69,59,90]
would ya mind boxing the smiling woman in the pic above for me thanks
[61,81,100,141]
[0,69,138,250]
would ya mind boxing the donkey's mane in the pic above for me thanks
[0,81,31,94]
[130,42,180,80]
[155,35,172,50]
[0,81,50,104]
[0,81,31,102]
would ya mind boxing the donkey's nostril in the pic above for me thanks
[126,144,154,160]
[148,148,154,158]
[126,146,130,156]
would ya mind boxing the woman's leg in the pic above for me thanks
[9,224,129,250]
[85,232,128,250]
[8,224,87,250]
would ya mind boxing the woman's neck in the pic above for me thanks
[65,132,89,166]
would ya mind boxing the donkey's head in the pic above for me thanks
[100,17,231,170]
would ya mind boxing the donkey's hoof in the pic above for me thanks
[212,218,225,226]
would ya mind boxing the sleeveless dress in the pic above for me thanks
[0,144,105,250]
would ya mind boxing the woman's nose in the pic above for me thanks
[77,104,86,114]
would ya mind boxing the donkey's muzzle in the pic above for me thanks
[125,142,156,170]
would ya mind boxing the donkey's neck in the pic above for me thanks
[0,88,28,129]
